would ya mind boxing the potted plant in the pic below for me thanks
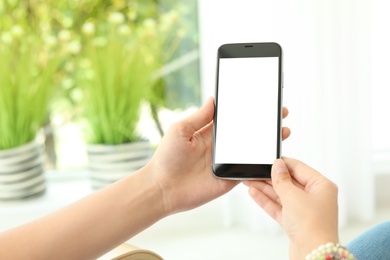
[0,25,63,200]
[77,12,159,189]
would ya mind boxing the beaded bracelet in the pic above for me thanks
[305,242,357,260]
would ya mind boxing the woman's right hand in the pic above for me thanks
[244,157,339,260]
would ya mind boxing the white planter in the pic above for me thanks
[0,137,46,200]
[87,140,152,190]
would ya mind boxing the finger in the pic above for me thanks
[243,180,281,205]
[181,97,214,132]
[248,187,283,225]
[282,126,291,141]
[191,120,213,146]
[270,159,295,198]
[281,157,324,188]
[282,107,289,119]
[244,172,304,192]
[195,119,213,134]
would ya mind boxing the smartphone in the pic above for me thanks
[212,42,283,179]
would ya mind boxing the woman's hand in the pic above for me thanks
[244,157,339,260]
[0,97,291,260]
[149,97,291,216]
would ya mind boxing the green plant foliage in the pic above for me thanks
[77,12,159,145]
[0,0,200,148]
[0,24,65,150]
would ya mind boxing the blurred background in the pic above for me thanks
[1,0,390,259]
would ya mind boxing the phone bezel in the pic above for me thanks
[211,42,283,180]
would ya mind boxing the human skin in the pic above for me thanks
[0,97,290,260]
[244,158,339,260]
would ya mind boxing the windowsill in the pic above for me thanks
[2,149,390,232]
[2,148,390,227]
[0,168,232,233]
[0,168,93,231]
[1,166,390,259]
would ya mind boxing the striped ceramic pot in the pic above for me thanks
[87,140,152,190]
[0,137,46,200]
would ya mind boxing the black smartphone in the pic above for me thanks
[212,42,283,179]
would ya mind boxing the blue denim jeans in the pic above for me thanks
[347,221,390,259]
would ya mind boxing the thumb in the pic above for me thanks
[271,159,295,198]
[182,97,214,131]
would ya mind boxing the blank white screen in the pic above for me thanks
[214,57,279,164]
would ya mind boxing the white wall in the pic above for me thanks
[198,0,390,227]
